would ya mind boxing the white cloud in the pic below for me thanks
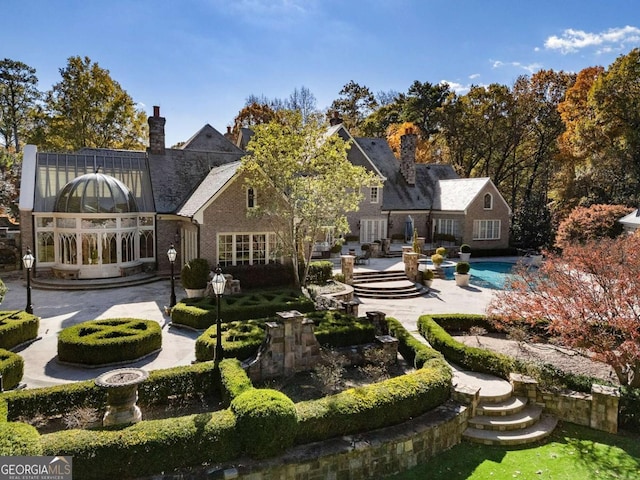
[544,25,640,54]
[440,80,470,94]
[491,60,542,73]
[469,73,480,80]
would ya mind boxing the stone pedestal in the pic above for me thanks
[591,384,620,433]
[369,242,380,258]
[366,311,388,336]
[341,255,355,285]
[95,368,148,426]
[401,246,413,263]
[376,335,399,364]
[404,252,419,282]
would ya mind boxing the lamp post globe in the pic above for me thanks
[22,248,35,314]
[210,265,227,362]
[167,245,177,308]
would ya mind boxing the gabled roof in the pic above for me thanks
[434,177,491,211]
[176,161,241,219]
[619,209,640,227]
[180,124,244,153]
[354,136,459,211]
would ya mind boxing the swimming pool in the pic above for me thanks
[444,261,516,289]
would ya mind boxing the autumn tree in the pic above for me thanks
[488,235,640,387]
[329,80,378,133]
[554,203,632,250]
[240,111,380,287]
[385,121,432,162]
[29,56,147,151]
[0,59,40,153]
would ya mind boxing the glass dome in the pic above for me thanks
[54,173,138,213]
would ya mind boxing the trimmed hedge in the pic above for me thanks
[307,261,333,285]
[195,311,376,362]
[219,358,254,407]
[41,410,240,480]
[57,318,162,365]
[295,357,451,444]
[0,348,24,390]
[231,389,298,459]
[0,422,43,456]
[386,317,443,369]
[0,310,39,349]
[172,289,315,330]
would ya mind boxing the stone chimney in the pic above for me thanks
[329,111,343,126]
[400,127,416,185]
[224,125,235,142]
[148,105,166,155]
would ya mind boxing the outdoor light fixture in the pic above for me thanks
[167,244,177,308]
[211,265,227,362]
[22,247,35,314]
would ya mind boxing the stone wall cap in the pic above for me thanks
[591,384,620,397]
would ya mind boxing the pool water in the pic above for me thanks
[445,261,516,289]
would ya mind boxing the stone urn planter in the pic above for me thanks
[184,288,205,298]
[95,367,149,426]
[454,261,471,287]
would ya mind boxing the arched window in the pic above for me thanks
[247,187,256,209]
[483,193,493,210]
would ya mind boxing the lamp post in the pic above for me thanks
[210,265,227,362]
[167,244,177,308]
[22,248,34,314]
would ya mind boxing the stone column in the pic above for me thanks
[401,246,413,263]
[376,335,399,365]
[279,310,303,377]
[366,311,388,336]
[509,373,538,405]
[404,252,419,282]
[341,254,355,285]
[590,384,620,433]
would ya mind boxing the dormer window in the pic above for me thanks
[483,193,493,210]
[247,187,256,209]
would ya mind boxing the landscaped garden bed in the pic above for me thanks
[0,310,39,349]
[57,318,162,366]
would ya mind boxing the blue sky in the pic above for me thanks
[3,0,640,147]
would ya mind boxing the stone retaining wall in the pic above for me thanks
[510,373,620,433]
[210,401,468,480]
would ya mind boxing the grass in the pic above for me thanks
[389,422,640,480]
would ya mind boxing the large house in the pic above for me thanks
[18,107,510,280]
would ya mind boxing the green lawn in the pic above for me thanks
[389,423,640,480]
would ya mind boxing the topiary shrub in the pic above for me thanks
[180,258,210,289]
[460,244,471,254]
[58,318,162,366]
[435,246,447,256]
[218,358,254,407]
[0,348,24,390]
[231,388,298,459]
[0,311,39,350]
[455,262,470,274]
[0,422,42,456]
[307,261,333,285]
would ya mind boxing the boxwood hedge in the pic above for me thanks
[58,318,162,366]
[0,310,39,350]
[0,348,24,390]
[171,289,315,330]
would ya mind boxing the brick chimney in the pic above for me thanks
[148,105,166,155]
[400,127,416,185]
[329,111,343,126]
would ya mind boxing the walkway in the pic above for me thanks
[0,257,512,394]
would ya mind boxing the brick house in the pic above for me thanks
[18,107,510,280]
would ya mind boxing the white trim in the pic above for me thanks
[19,145,37,211]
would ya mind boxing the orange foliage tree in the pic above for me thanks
[385,121,432,163]
[488,235,640,387]
[554,204,632,251]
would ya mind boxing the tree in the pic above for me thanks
[0,150,20,218]
[385,121,432,163]
[510,191,553,251]
[488,235,640,387]
[240,111,380,287]
[329,80,378,133]
[555,204,632,250]
[29,56,147,151]
[0,59,40,152]
[402,80,450,137]
[286,86,317,124]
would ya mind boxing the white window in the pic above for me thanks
[360,219,387,243]
[473,220,501,240]
[436,219,459,238]
[217,232,277,267]
[247,187,256,209]
[483,193,493,210]
[370,186,379,204]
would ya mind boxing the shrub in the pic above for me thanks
[0,310,39,350]
[231,388,298,459]
[224,263,295,289]
[0,349,24,390]
[0,422,42,456]
[460,244,471,254]
[423,268,435,281]
[307,261,333,285]
[218,358,253,407]
[436,246,447,256]
[555,204,633,251]
[455,261,470,274]
[57,318,162,366]
[333,272,346,283]
[386,317,444,369]
[0,279,6,304]
[431,253,443,265]
[180,258,210,289]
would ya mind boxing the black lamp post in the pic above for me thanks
[167,244,177,308]
[210,265,227,362]
[22,248,34,314]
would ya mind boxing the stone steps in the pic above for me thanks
[463,414,558,446]
[352,270,425,299]
[468,405,543,431]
